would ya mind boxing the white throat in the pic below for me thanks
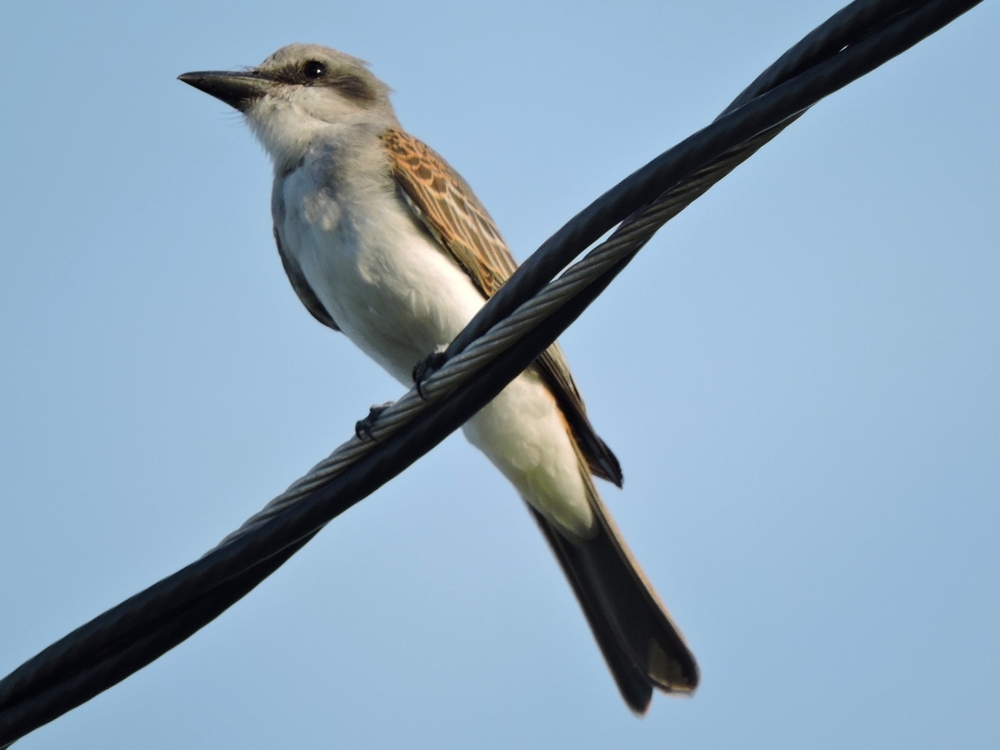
[246,90,397,174]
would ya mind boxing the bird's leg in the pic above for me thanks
[355,402,395,442]
[412,345,449,400]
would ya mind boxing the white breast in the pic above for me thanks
[275,147,594,538]
[278,158,486,385]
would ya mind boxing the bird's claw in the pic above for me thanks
[412,346,448,400]
[355,402,394,442]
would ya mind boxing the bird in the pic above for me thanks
[179,43,697,713]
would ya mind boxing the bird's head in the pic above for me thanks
[180,44,397,170]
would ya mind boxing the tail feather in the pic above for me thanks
[529,506,654,713]
[527,488,698,712]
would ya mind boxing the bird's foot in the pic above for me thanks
[412,345,449,400]
[355,402,395,442]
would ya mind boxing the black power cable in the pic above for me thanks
[0,0,984,744]
[444,0,978,360]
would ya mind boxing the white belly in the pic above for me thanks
[277,169,594,537]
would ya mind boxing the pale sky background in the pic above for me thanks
[1,1,998,748]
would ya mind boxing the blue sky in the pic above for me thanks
[1,1,998,748]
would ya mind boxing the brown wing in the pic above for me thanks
[382,128,517,295]
[382,128,621,486]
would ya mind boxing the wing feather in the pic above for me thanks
[382,128,622,486]
[274,228,340,331]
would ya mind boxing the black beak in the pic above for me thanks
[178,70,273,112]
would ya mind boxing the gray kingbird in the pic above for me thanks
[180,44,697,713]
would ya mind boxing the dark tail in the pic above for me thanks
[527,492,698,713]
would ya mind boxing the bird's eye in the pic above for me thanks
[302,60,326,80]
